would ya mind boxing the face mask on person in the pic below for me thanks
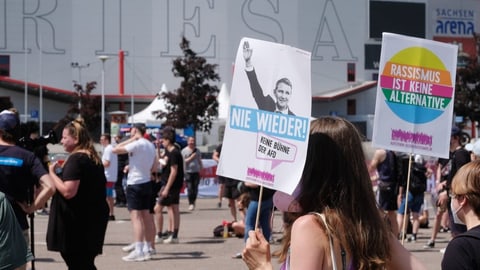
[450,199,465,225]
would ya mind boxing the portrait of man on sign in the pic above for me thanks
[243,41,295,115]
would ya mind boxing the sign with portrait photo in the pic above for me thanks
[217,37,311,195]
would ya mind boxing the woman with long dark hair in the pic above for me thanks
[243,117,425,270]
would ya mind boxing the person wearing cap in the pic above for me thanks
[436,126,470,239]
[113,123,158,261]
[242,117,426,270]
[0,109,55,270]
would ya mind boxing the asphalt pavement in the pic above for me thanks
[31,197,446,270]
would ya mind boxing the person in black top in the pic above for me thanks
[158,127,184,244]
[442,160,480,269]
[114,134,128,207]
[369,149,399,237]
[0,109,55,270]
[214,143,241,221]
[437,127,470,237]
[47,119,109,270]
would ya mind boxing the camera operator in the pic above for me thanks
[18,121,57,215]
[18,121,52,169]
[0,109,55,270]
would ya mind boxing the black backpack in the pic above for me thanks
[409,163,427,195]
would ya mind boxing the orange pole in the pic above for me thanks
[119,50,125,110]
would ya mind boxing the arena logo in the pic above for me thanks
[434,8,475,36]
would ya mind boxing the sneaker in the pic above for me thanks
[407,235,417,243]
[155,235,163,244]
[122,243,135,253]
[440,248,446,254]
[108,215,116,221]
[439,226,450,233]
[36,209,49,215]
[423,240,435,249]
[122,250,147,262]
[232,252,242,259]
[161,231,171,238]
[269,236,275,244]
[142,248,155,260]
[143,252,151,261]
[188,204,195,211]
[163,235,179,244]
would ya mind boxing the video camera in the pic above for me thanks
[18,129,58,152]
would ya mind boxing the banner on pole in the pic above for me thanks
[372,33,458,158]
[217,37,311,195]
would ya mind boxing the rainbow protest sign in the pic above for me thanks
[372,33,458,158]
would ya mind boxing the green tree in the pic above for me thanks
[55,81,102,135]
[156,36,221,132]
[453,35,480,124]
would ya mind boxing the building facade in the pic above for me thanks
[0,0,478,139]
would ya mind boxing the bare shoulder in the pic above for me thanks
[292,214,328,241]
[290,214,329,269]
[373,149,387,162]
[293,214,318,227]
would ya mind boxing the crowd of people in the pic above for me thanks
[3,104,480,269]
[365,127,474,254]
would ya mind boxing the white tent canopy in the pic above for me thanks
[128,84,167,125]
[218,83,230,120]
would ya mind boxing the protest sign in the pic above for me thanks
[372,33,458,158]
[217,37,311,195]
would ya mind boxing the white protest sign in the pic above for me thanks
[372,33,458,158]
[217,37,311,195]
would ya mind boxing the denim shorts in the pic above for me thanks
[397,192,424,214]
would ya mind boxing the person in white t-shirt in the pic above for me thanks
[100,133,118,221]
[113,123,158,262]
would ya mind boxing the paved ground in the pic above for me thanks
[31,197,447,270]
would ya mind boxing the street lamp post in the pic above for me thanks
[70,62,90,110]
[70,62,90,84]
[98,55,109,134]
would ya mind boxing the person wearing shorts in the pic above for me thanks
[368,149,399,236]
[158,127,184,244]
[223,177,241,221]
[397,155,428,242]
[397,188,425,242]
[113,123,158,261]
[100,133,118,221]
